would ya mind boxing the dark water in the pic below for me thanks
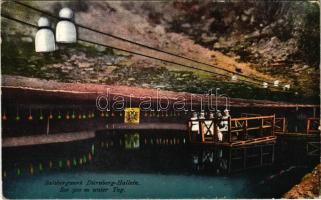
[2,131,317,199]
[2,166,312,199]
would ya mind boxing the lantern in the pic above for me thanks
[16,113,20,121]
[262,82,268,88]
[35,17,56,52]
[49,112,53,120]
[49,112,53,119]
[2,112,7,121]
[57,112,62,119]
[56,8,77,43]
[72,111,76,119]
[28,109,33,121]
[231,75,238,81]
[39,110,44,120]
[66,112,70,120]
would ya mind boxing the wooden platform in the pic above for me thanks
[190,136,276,148]
[276,132,320,138]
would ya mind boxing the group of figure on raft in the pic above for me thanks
[190,109,231,142]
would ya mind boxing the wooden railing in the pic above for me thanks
[306,118,320,134]
[274,117,287,134]
[241,113,261,117]
[229,115,275,143]
[188,115,276,144]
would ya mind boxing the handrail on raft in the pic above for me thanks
[187,115,277,144]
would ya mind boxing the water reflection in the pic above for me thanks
[2,130,318,199]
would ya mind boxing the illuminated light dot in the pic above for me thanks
[66,160,71,168]
[17,168,21,176]
[91,144,95,155]
[30,164,34,175]
[39,163,43,171]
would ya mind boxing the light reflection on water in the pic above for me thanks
[2,131,317,199]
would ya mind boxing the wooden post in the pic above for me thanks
[228,148,232,174]
[243,148,247,169]
[244,119,248,140]
[271,145,275,164]
[199,120,204,143]
[260,118,264,136]
[306,118,310,134]
[228,117,232,143]
[313,107,316,118]
[46,117,50,135]
[213,119,217,142]
[188,121,192,142]
[272,115,275,136]
[260,146,263,166]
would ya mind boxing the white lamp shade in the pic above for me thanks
[35,17,56,52]
[231,75,237,81]
[263,82,268,88]
[273,80,279,87]
[56,21,77,43]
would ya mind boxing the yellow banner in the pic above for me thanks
[124,108,140,124]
